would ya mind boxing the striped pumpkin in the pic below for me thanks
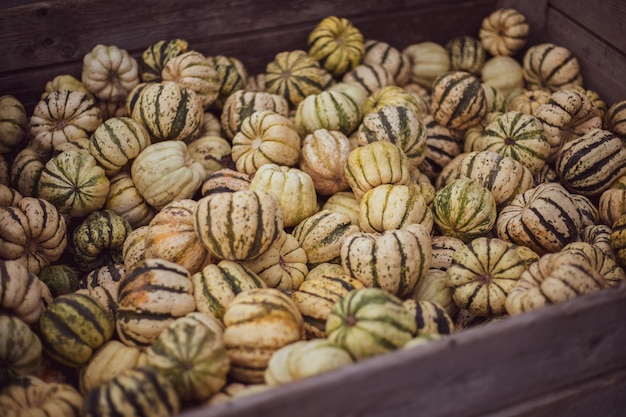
[0,95,27,154]
[340,223,432,298]
[264,50,333,109]
[556,128,626,197]
[417,115,464,181]
[322,190,361,225]
[359,183,433,233]
[599,176,626,227]
[131,140,205,210]
[479,8,529,56]
[0,197,67,275]
[363,39,411,85]
[249,164,319,228]
[403,41,450,91]
[161,51,221,109]
[105,171,156,228]
[88,116,151,176]
[223,288,304,383]
[37,150,110,218]
[446,35,486,75]
[9,146,46,197]
[241,230,308,291]
[410,269,459,319]
[291,271,365,339]
[569,85,607,122]
[505,252,604,315]
[582,224,614,259]
[342,63,395,96]
[131,80,204,143]
[431,178,497,243]
[71,209,132,272]
[496,182,582,255]
[84,367,180,417]
[571,193,600,228]
[0,260,52,325]
[562,241,625,288]
[231,110,301,175]
[77,263,125,317]
[0,184,21,207]
[307,16,365,78]
[0,376,84,417]
[200,168,251,197]
[523,43,583,91]
[430,71,487,130]
[479,110,550,174]
[192,259,266,320]
[292,209,361,267]
[144,199,210,274]
[295,90,362,137]
[38,293,115,368]
[145,315,229,401]
[326,287,417,360]
[357,105,427,168]
[121,225,148,271]
[605,100,626,139]
[402,299,455,336]
[194,189,283,261]
[220,90,289,140]
[299,129,352,196]
[345,140,412,200]
[362,85,423,118]
[447,237,526,317]
[505,88,551,115]
[116,258,195,347]
[140,38,189,82]
[41,74,93,100]
[81,44,139,103]
[611,214,626,267]
[38,264,79,298]
[534,89,603,160]
[206,54,248,109]
[29,90,102,152]
[0,315,42,384]
[430,235,467,271]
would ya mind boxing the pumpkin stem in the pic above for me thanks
[344,314,357,327]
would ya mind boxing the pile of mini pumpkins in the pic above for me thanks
[2,7,626,416]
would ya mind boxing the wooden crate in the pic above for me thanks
[2,0,626,416]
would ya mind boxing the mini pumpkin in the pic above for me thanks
[0,95,27,154]
[307,16,365,78]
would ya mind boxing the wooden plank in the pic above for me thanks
[550,0,626,53]
[0,0,496,114]
[179,285,626,417]
[544,7,626,107]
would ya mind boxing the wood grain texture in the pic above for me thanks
[544,7,626,107]
[181,285,626,417]
[0,0,495,113]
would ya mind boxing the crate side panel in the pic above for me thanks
[180,286,626,417]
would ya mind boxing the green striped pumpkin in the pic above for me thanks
[496,182,582,255]
[295,90,362,137]
[264,50,332,109]
[145,315,229,402]
[362,85,423,118]
[223,288,304,383]
[38,293,115,368]
[193,189,283,261]
[161,51,221,109]
[572,193,600,228]
[116,258,196,347]
[446,35,486,75]
[206,54,248,110]
[582,224,614,259]
[71,209,132,272]
[363,39,411,85]
[522,43,583,92]
[84,367,180,417]
[192,259,266,320]
[299,129,352,197]
[599,179,626,228]
[0,315,42,384]
[200,167,251,197]
[410,269,459,319]
[402,299,455,336]
[556,128,626,197]
[307,16,365,78]
[447,237,525,317]
[77,263,126,317]
[432,178,497,243]
[38,264,80,298]
[220,90,289,140]
[0,376,84,417]
[479,110,550,174]
[562,241,625,288]
[292,209,361,267]
[342,63,395,96]
[105,171,156,229]
[9,146,46,197]
[341,223,432,297]
[291,271,365,339]
[417,115,464,182]
[139,38,189,82]
[88,116,151,176]
[357,105,427,168]
[430,71,487,130]
[326,287,417,360]
[121,225,148,272]
[37,150,110,218]
[0,95,27,154]
[131,80,203,143]
[605,100,626,139]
